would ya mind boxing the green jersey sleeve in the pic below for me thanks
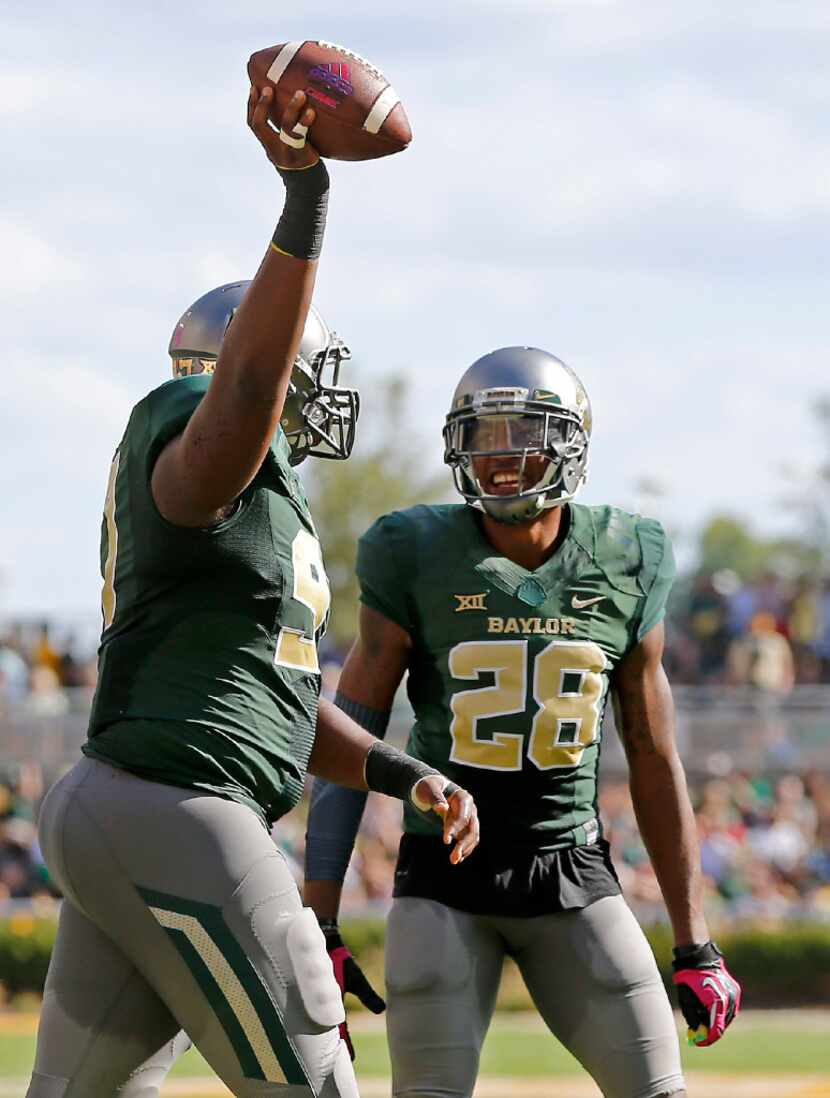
[635,518,676,641]
[356,512,415,633]
[142,377,211,482]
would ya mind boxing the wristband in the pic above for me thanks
[364,741,440,804]
[307,694,389,886]
[271,159,330,261]
[334,691,390,739]
[672,941,722,970]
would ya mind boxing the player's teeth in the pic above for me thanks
[493,472,518,485]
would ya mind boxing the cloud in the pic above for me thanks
[0,72,38,117]
[0,359,134,615]
[3,0,830,614]
[2,358,133,452]
[0,221,85,293]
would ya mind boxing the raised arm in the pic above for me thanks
[152,87,328,526]
[613,622,741,1047]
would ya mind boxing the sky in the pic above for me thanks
[2,0,829,624]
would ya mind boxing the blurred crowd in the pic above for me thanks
[1,754,829,926]
[6,569,830,708]
[666,570,830,689]
[266,767,830,926]
[1,601,830,926]
[601,770,830,925]
[0,623,97,717]
[0,762,52,903]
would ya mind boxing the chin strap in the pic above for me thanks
[477,488,569,525]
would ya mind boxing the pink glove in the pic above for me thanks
[672,941,741,1047]
[328,943,356,1059]
[320,920,385,1061]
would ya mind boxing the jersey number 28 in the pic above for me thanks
[448,639,608,771]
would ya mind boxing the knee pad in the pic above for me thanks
[327,1038,360,1098]
[286,908,345,1029]
[385,899,472,996]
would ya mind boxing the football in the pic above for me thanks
[247,41,412,161]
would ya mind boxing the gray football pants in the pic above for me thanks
[26,757,358,1098]
[385,896,685,1098]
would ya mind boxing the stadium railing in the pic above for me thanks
[1,685,829,780]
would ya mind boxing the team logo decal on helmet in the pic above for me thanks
[168,282,359,465]
[443,346,591,524]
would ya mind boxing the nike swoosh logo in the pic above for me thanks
[571,594,604,610]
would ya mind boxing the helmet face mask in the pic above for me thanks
[168,282,359,465]
[443,349,592,524]
[280,333,360,465]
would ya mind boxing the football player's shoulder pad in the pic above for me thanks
[359,504,464,559]
[574,504,672,596]
[578,505,675,644]
[131,376,212,470]
[357,505,465,634]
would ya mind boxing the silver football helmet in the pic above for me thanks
[168,281,359,465]
[443,346,592,524]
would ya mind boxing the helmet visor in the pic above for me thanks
[459,412,567,455]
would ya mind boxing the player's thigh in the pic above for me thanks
[511,896,684,1098]
[26,897,181,1098]
[385,898,504,1098]
[46,758,356,1098]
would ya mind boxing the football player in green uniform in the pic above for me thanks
[25,87,478,1098]
[305,347,741,1097]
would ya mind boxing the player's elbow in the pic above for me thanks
[625,735,686,788]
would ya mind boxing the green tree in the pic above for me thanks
[698,515,771,579]
[690,396,830,585]
[301,375,448,650]
[697,514,819,582]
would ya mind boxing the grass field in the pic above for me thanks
[5,1011,829,1096]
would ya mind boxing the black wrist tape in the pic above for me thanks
[272,160,330,261]
[672,940,722,970]
[364,741,439,802]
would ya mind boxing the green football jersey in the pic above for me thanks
[357,503,674,850]
[83,376,331,827]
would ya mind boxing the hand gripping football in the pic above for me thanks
[247,41,412,161]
